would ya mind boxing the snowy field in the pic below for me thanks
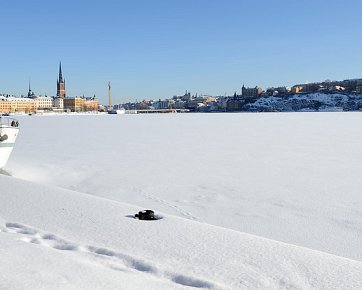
[1,112,362,289]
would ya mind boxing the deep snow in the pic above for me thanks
[1,175,362,289]
[1,112,362,289]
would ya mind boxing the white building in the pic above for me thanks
[152,99,174,109]
[52,97,64,109]
[33,96,53,110]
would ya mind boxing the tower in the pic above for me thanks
[57,62,66,98]
[27,79,34,97]
[108,81,112,110]
[241,83,245,96]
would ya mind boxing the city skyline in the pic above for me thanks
[1,0,362,104]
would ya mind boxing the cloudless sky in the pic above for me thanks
[1,0,362,103]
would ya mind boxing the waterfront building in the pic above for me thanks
[33,96,53,110]
[152,99,174,109]
[52,97,64,109]
[63,97,85,112]
[63,96,98,112]
[0,96,36,114]
[26,80,53,110]
[187,96,216,110]
[173,100,186,109]
[84,96,99,111]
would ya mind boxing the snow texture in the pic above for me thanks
[1,113,362,289]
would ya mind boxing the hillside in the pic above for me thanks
[243,93,362,112]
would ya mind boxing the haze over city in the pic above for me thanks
[2,0,362,104]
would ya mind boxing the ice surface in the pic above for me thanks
[1,112,362,289]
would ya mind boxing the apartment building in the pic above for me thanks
[0,96,37,114]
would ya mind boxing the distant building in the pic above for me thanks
[275,86,289,95]
[266,86,291,96]
[84,96,99,111]
[341,79,362,91]
[241,85,263,98]
[227,99,243,111]
[0,95,36,114]
[33,96,53,110]
[152,99,174,109]
[291,86,303,94]
[226,93,244,111]
[63,96,98,112]
[57,62,66,98]
[181,91,192,102]
[53,97,64,109]
[63,97,84,112]
[173,100,186,109]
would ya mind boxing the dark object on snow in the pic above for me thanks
[0,134,8,142]
[135,210,155,220]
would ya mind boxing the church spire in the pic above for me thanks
[27,79,34,97]
[59,62,63,83]
[28,79,31,97]
[56,62,66,98]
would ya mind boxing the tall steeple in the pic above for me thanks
[57,61,66,98]
[58,62,63,83]
[27,79,34,97]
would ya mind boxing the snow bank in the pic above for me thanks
[1,174,362,289]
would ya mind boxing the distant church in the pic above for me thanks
[57,62,66,98]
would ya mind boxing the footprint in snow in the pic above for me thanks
[3,223,78,251]
[4,222,37,235]
[2,221,221,289]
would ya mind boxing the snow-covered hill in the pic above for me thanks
[247,93,362,111]
[2,113,362,289]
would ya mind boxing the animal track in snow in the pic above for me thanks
[4,222,37,235]
[4,223,78,251]
[1,222,220,289]
[86,246,159,274]
[142,192,201,222]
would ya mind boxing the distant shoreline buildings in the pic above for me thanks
[0,63,98,114]
[2,64,362,114]
[117,79,362,113]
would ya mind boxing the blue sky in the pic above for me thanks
[1,0,362,104]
